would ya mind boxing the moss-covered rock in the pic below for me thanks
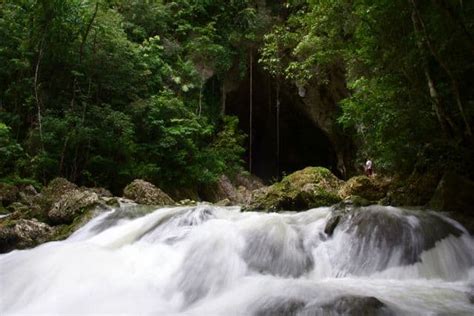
[247,167,343,211]
[123,179,174,205]
[48,189,100,225]
[338,176,387,202]
[49,207,98,241]
[384,172,441,206]
[39,177,78,211]
[0,219,54,253]
[7,201,46,222]
[0,183,19,206]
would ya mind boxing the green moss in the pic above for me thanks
[50,208,97,241]
[248,167,343,211]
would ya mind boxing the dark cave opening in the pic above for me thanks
[225,64,338,182]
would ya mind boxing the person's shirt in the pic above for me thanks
[366,160,372,169]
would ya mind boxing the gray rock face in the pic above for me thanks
[48,189,100,225]
[123,179,174,205]
[326,206,464,271]
[0,219,54,253]
[254,295,394,316]
[295,67,354,176]
[199,173,264,205]
[429,173,474,234]
[317,295,394,316]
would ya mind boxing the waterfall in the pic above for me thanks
[1,204,473,315]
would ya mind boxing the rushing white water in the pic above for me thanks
[1,204,473,315]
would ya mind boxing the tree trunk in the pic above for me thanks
[432,0,474,56]
[276,82,280,179]
[410,0,472,138]
[249,50,253,173]
[221,82,226,116]
[34,37,45,151]
[79,2,99,64]
[198,77,203,116]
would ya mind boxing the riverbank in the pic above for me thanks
[1,166,473,253]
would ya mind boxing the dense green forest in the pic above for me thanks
[1,0,473,193]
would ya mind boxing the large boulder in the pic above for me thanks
[39,177,78,211]
[123,179,174,205]
[384,172,440,207]
[247,167,343,211]
[429,172,474,233]
[338,176,387,202]
[48,189,100,225]
[199,175,239,203]
[0,219,54,253]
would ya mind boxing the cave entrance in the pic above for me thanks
[225,64,338,182]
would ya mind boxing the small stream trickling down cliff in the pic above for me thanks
[1,204,473,315]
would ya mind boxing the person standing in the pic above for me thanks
[365,159,373,177]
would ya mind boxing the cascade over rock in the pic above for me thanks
[1,204,473,315]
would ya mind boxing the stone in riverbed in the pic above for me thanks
[318,295,394,316]
[0,219,54,253]
[48,189,100,225]
[123,179,174,206]
[247,167,342,211]
[338,175,387,202]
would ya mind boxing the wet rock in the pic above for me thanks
[339,206,463,269]
[255,297,305,316]
[339,176,386,202]
[215,198,232,206]
[324,214,341,236]
[247,167,342,211]
[316,295,394,316]
[0,219,54,253]
[48,189,100,225]
[199,175,240,203]
[429,173,474,234]
[103,197,120,208]
[123,179,174,205]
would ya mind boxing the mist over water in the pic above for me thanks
[1,204,473,315]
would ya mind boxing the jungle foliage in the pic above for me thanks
[1,0,473,192]
[0,0,265,192]
[260,0,474,176]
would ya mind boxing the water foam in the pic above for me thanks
[1,204,473,315]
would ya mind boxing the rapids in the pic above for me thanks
[1,204,473,315]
